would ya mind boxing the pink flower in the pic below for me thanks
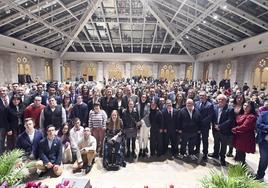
[63,180,70,187]
[55,183,64,188]
[0,181,7,188]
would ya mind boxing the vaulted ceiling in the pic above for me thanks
[0,0,267,58]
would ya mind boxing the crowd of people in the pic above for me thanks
[0,77,267,181]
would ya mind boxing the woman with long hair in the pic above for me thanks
[172,91,186,110]
[122,99,139,159]
[105,110,125,167]
[6,94,25,150]
[81,85,90,104]
[227,93,246,157]
[232,101,257,164]
[58,122,72,163]
[62,94,73,120]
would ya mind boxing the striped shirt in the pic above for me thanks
[88,110,107,128]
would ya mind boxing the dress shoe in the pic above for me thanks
[202,155,208,162]
[121,161,126,167]
[72,168,82,173]
[220,159,226,166]
[126,151,130,158]
[85,165,92,174]
[208,153,219,159]
[226,152,234,157]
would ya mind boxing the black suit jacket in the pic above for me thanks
[100,96,118,118]
[16,129,43,159]
[0,99,8,129]
[195,100,214,129]
[39,137,62,165]
[212,104,235,135]
[162,108,178,133]
[178,107,201,134]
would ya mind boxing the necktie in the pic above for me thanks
[3,98,8,107]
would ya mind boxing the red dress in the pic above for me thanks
[232,114,256,153]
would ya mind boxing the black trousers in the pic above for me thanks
[180,133,197,155]
[150,130,161,156]
[161,131,178,156]
[126,137,136,153]
[212,131,229,159]
[195,128,209,155]
[235,149,246,163]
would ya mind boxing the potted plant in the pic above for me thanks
[201,164,267,188]
[0,149,35,188]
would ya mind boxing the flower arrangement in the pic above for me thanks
[0,149,35,188]
[201,164,267,188]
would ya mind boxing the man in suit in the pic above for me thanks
[70,95,89,127]
[16,118,43,160]
[17,86,32,106]
[255,111,268,180]
[162,99,178,157]
[121,85,138,109]
[0,86,9,155]
[37,125,63,177]
[209,94,235,166]
[178,99,201,161]
[195,91,214,161]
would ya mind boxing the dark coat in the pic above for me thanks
[256,111,268,143]
[0,99,8,129]
[195,100,214,129]
[232,114,256,153]
[212,104,235,135]
[178,107,201,134]
[16,129,43,159]
[39,137,62,165]
[162,108,178,133]
[100,96,118,118]
[149,109,163,132]
[70,102,89,126]
[7,105,25,133]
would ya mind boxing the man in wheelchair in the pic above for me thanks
[103,110,126,171]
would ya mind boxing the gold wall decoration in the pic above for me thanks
[160,64,175,81]
[63,63,71,81]
[83,63,97,81]
[132,64,152,77]
[45,62,52,81]
[185,65,192,80]
[253,58,268,88]
[108,63,123,79]
[17,56,31,75]
[224,63,232,79]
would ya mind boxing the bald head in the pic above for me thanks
[186,98,194,111]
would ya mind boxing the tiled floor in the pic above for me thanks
[38,136,267,188]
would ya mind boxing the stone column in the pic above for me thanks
[178,64,186,79]
[230,60,237,85]
[152,63,158,78]
[125,62,131,78]
[193,61,204,80]
[52,58,61,82]
[0,57,4,85]
[97,61,104,82]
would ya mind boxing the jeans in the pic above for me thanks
[0,128,5,155]
[257,141,268,179]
